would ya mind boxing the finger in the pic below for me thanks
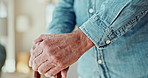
[38,60,55,74]
[61,67,69,78]
[29,48,34,67]
[31,44,43,61]
[32,52,49,71]
[29,44,39,67]
[45,66,61,77]
[29,55,34,67]
[29,44,43,67]
[34,34,50,44]
[60,67,69,78]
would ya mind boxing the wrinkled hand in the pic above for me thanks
[29,29,94,77]
[30,43,69,78]
[30,40,70,78]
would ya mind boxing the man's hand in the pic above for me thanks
[29,39,69,78]
[29,29,94,77]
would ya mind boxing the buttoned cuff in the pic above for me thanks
[79,14,113,48]
[80,9,148,48]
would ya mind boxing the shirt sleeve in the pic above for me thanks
[79,0,148,47]
[47,0,76,34]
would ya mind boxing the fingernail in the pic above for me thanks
[61,73,66,78]
[32,64,36,71]
[29,63,31,67]
[28,60,31,66]
[29,63,32,67]
[38,70,42,74]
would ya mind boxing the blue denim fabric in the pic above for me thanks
[47,0,148,78]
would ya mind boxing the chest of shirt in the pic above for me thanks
[73,0,132,27]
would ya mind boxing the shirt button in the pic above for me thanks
[89,8,94,13]
[98,60,102,64]
[106,40,111,44]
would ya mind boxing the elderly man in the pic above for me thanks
[29,0,148,78]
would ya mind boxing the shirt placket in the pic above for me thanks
[98,48,110,78]
[88,0,110,78]
[88,0,95,17]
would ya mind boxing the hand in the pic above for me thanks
[29,29,94,77]
[30,42,69,78]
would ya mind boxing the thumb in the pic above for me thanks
[34,34,49,44]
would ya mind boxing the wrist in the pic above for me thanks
[72,29,94,53]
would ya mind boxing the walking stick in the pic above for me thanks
[34,71,62,78]
[34,71,40,78]
[57,72,62,78]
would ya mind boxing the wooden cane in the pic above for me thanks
[57,72,62,78]
[34,71,62,78]
[34,71,40,78]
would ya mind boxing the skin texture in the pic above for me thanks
[29,29,94,77]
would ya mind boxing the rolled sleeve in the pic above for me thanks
[80,14,108,47]
[80,0,148,47]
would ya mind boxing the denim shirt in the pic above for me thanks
[47,0,148,78]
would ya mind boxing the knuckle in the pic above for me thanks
[45,51,50,57]
[51,56,56,61]
[58,63,64,68]
[31,51,36,56]
[42,41,47,46]
[48,48,55,53]
[46,47,55,56]
[33,59,38,65]
[55,61,64,68]
[52,56,59,62]
[38,67,44,74]
[45,49,52,56]
[47,48,53,53]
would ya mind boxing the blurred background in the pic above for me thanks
[0,0,77,78]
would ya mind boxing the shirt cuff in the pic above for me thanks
[79,14,113,48]
[80,9,148,48]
